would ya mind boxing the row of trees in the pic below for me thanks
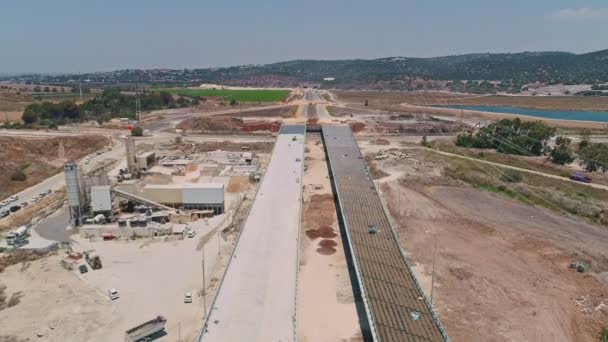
[456,118,556,156]
[21,88,181,127]
[456,120,608,172]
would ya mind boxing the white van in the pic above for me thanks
[184,292,192,303]
[108,289,120,300]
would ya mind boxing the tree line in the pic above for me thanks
[455,118,608,172]
[20,88,191,127]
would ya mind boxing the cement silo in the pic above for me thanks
[64,161,86,226]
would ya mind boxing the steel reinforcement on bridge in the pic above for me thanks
[322,124,449,342]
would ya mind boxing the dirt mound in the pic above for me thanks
[371,139,390,145]
[239,106,297,118]
[241,121,281,133]
[304,194,336,229]
[226,176,250,193]
[350,122,365,133]
[305,226,337,240]
[177,116,243,132]
[173,141,273,154]
[318,239,338,248]
[316,247,337,255]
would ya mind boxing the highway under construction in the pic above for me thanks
[323,124,448,342]
[198,123,448,342]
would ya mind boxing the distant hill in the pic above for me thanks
[5,49,608,92]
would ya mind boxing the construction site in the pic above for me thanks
[1,87,608,342]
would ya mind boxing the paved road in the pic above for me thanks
[200,125,305,342]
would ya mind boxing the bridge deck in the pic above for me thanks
[322,124,448,342]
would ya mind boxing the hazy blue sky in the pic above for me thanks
[1,0,607,73]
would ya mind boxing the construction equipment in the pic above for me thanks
[124,316,167,342]
[84,250,102,270]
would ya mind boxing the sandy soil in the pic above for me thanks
[0,253,115,341]
[298,136,362,342]
[364,145,608,341]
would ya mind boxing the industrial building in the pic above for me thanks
[143,183,225,214]
[137,151,156,171]
[91,185,112,215]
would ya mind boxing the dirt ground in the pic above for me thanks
[172,141,273,154]
[0,253,115,342]
[362,144,608,341]
[333,90,608,130]
[298,135,362,342]
[176,115,283,133]
[333,90,608,111]
[0,136,110,200]
[0,112,22,123]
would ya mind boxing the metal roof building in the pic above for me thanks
[143,183,224,214]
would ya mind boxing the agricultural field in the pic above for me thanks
[158,88,290,102]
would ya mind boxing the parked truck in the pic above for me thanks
[5,225,29,245]
[84,250,102,270]
[124,315,167,342]
[570,172,592,183]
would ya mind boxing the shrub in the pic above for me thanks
[131,126,143,136]
[501,169,522,183]
[11,169,27,181]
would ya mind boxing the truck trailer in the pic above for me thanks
[124,315,167,342]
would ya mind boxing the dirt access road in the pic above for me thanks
[298,134,362,342]
[365,146,608,341]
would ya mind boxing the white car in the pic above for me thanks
[0,200,7,207]
[184,292,192,303]
[108,288,120,300]
[9,196,18,202]
[187,230,197,238]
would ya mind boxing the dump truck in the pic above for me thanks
[124,315,167,342]
[84,250,102,270]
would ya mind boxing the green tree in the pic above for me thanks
[550,136,575,165]
[33,86,41,92]
[43,87,50,92]
[22,110,39,124]
[229,98,238,106]
[579,143,608,172]
[579,129,591,150]
[131,126,143,136]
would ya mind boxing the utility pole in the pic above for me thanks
[202,243,207,317]
[217,230,221,256]
[135,78,141,122]
[430,234,437,306]
[79,80,83,101]
[398,187,401,221]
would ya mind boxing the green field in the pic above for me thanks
[160,88,290,102]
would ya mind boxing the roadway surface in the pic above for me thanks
[322,124,448,342]
[199,125,305,342]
